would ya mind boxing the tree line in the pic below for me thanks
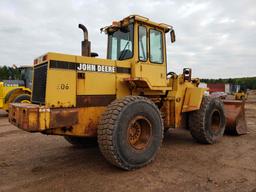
[201,77,256,90]
[0,66,21,80]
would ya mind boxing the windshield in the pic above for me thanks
[107,23,134,60]
[20,67,33,89]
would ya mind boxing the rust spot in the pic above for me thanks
[49,108,78,128]
[8,103,40,132]
[84,118,97,136]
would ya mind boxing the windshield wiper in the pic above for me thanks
[118,41,130,60]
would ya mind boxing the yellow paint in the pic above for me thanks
[47,52,76,63]
[77,72,116,95]
[132,22,168,88]
[235,92,247,100]
[164,75,205,128]
[29,110,40,130]
[46,69,76,107]
[21,100,30,103]
[116,73,131,98]
[182,88,206,112]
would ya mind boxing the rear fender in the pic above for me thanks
[4,87,31,104]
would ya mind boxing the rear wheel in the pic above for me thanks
[189,96,226,144]
[97,96,163,170]
[13,94,31,103]
[64,136,98,148]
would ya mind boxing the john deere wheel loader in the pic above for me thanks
[9,15,247,170]
[0,66,32,111]
[235,90,248,100]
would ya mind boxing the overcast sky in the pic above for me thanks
[0,0,255,78]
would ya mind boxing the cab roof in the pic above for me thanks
[19,65,32,69]
[101,15,173,34]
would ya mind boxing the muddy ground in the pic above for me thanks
[0,93,256,192]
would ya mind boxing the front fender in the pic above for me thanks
[182,87,206,112]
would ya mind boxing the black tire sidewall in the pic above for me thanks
[113,100,163,167]
[13,94,31,103]
[204,99,225,141]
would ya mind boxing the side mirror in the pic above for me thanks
[170,29,176,43]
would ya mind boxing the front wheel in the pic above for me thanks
[189,97,226,144]
[97,96,164,170]
[13,94,31,103]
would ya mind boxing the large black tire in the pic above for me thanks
[97,96,164,170]
[189,96,226,144]
[64,136,98,148]
[13,94,31,103]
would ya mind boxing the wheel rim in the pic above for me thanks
[210,110,221,133]
[127,116,152,150]
[21,100,30,104]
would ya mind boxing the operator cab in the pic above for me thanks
[20,66,33,89]
[103,15,176,89]
[1,66,32,88]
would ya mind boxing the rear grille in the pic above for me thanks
[32,62,48,104]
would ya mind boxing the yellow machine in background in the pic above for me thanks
[9,15,246,170]
[0,66,32,111]
[235,90,248,100]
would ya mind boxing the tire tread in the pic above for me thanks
[189,96,225,144]
[97,96,163,170]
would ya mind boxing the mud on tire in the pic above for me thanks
[189,96,226,144]
[97,96,164,170]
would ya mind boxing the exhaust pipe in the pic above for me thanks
[78,24,91,57]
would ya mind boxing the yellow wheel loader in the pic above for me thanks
[235,90,248,100]
[0,66,32,111]
[8,15,247,170]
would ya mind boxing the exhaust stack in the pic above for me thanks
[78,24,91,57]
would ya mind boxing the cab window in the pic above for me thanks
[138,26,147,61]
[149,29,163,64]
[107,24,134,60]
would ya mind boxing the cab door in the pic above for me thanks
[138,25,167,87]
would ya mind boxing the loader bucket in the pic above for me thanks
[223,100,247,135]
